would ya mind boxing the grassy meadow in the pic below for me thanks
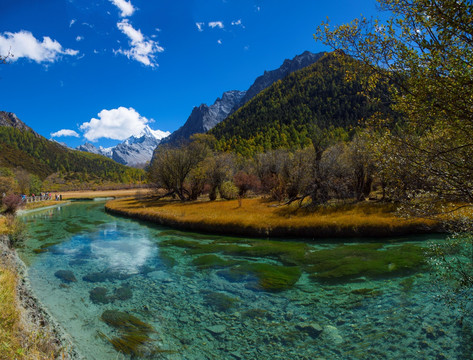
[105,197,439,238]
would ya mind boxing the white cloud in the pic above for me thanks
[115,19,163,67]
[80,107,151,141]
[217,39,222,45]
[195,22,204,32]
[76,36,84,41]
[109,0,135,17]
[0,31,78,63]
[208,21,224,29]
[69,19,76,27]
[231,19,244,28]
[51,129,80,138]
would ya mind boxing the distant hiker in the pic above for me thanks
[60,194,62,201]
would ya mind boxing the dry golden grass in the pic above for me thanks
[106,197,438,238]
[0,217,8,235]
[57,188,152,200]
[0,264,56,360]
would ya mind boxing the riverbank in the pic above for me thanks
[0,235,82,359]
[105,197,439,238]
[56,188,151,200]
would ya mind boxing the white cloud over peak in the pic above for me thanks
[109,0,135,17]
[0,31,78,63]
[116,19,163,67]
[208,21,224,29]
[51,129,80,138]
[195,22,204,32]
[80,107,152,141]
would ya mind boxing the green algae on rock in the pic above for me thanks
[218,263,302,292]
[203,291,239,312]
[101,310,154,334]
[99,310,175,358]
[307,243,426,282]
[192,254,239,270]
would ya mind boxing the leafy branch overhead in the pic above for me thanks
[315,0,473,203]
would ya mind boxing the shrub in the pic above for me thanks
[2,194,22,214]
[5,216,27,248]
[219,181,239,200]
[233,171,261,197]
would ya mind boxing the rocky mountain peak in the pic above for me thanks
[161,90,246,146]
[0,111,37,134]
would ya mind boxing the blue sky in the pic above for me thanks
[0,0,379,148]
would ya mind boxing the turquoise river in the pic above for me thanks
[18,201,472,359]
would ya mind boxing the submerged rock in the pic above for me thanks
[203,291,239,312]
[54,270,77,283]
[83,270,132,283]
[323,325,343,345]
[295,322,323,339]
[113,286,133,301]
[206,324,226,336]
[90,287,110,304]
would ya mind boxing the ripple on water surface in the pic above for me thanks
[21,202,469,359]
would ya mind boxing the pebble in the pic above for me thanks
[206,325,226,335]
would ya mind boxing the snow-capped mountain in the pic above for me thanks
[76,125,170,167]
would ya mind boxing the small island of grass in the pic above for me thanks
[105,196,438,238]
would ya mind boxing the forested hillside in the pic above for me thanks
[0,125,145,184]
[210,53,396,155]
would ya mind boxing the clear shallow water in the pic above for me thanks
[19,202,471,359]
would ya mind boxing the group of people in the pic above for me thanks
[19,193,63,202]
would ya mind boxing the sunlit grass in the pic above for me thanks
[58,188,152,200]
[106,197,438,238]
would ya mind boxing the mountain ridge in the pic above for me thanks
[162,50,325,147]
[0,111,144,183]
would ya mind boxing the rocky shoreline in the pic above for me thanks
[0,235,83,360]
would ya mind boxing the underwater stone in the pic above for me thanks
[90,287,110,304]
[54,270,77,283]
[113,286,133,301]
[323,325,343,345]
[295,322,323,339]
[83,270,132,283]
[203,291,239,312]
[206,325,226,336]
